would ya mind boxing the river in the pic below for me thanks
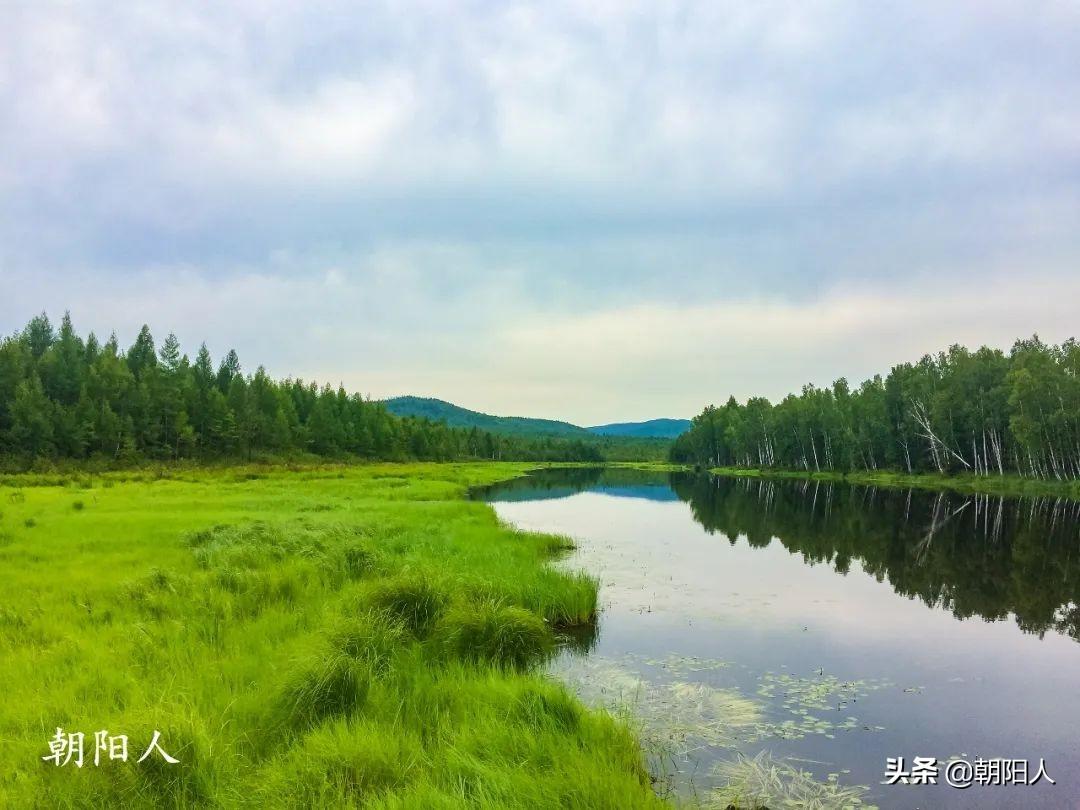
[476,468,1080,808]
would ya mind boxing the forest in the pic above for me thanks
[0,313,611,466]
[671,336,1080,481]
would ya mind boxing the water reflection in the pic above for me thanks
[479,466,677,502]
[478,469,1080,808]
[669,474,1080,642]
[480,469,1080,643]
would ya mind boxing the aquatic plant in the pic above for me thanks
[709,751,875,809]
[556,655,763,754]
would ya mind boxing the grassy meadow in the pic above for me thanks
[0,463,662,808]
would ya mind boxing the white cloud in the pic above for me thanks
[192,73,418,182]
[3,246,1075,425]
[5,1,1077,201]
[468,271,1079,423]
[1,2,1078,423]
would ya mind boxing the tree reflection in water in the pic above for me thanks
[669,473,1080,642]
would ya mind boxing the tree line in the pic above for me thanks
[671,336,1080,480]
[0,313,608,465]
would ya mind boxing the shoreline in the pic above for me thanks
[705,465,1080,500]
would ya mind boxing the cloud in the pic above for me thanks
[2,247,1074,425]
[191,73,419,183]
[5,2,1077,207]
[464,271,1078,423]
[1,2,1078,422]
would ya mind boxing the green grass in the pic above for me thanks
[708,465,1080,500]
[0,462,661,808]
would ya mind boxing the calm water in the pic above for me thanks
[476,469,1080,809]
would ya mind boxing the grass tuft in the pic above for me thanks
[537,532,577,555]
[255,718,424,807]
[125,717,215,807]
[365,574,449,637]
[275,650,371,733]
[342,545,378,578]
[436,600,554,670]
[329,611,406,677]
[514,683,583,732]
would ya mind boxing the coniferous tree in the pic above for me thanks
[217,349,241,393]
[23,312,54,360]
[9,375,54,456]
[127,325,157,381]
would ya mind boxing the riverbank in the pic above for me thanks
[0,462,662,808]
[707,465,1080,500]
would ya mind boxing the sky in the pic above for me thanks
[2,2,1078,425]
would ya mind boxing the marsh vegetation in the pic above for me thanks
[0,464,662,808]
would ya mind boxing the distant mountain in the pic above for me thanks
[383,396,688,439]
[383,396,589,437]
[586,418,692,439]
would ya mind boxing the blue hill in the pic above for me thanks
[586,418,691,438]
[383,397,688,439]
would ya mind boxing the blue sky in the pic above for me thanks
[2,2,1078,423]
